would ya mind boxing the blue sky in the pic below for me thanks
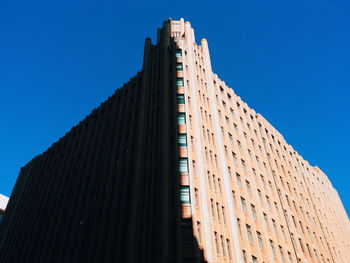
[1,0,349,215]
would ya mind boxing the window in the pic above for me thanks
[237,218,242,235]
[246,224,253,243]
[175,49,182,57]
[292,215,297,228]
[211,199,215,218]
[178,134,187,147]
[257,231,264,249]
[194,188,199,207]
[299,238,304,252]
[220,235,225,257]
[274,202,280,215]
[232,152,237,165]
[270,240,276,258]
[176,62,183,70]
[241,159,246,171]
[246,180,251,194]
[237,140,242,151]
[222,206,226,224]
[228,133,233,143]
[252,256,257,263]
[272,219,278,236]
[179,158,188,173]
[176,78,184,86]
[226,239,232,260]
[232,190,236,204]
[177,94,185,104]
[214,232,219,254]
[241,197,247,213]
[216,203,221,222]
[180,186,190,203]
[269,181,273,193]
[266,195,271,209]
[258,189,263,203]
[213,174,217,191]
[299,221,304,233]
[279,246,285,263]
[237,173,242,187]
[264,213,269,229]
[243,250,247,263]
[281,225,286,240]
[251,204,257,219]
[197,221,201,243]
[177,113,186,125]
[217,178,222,194]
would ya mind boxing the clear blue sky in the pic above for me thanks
[1,0,349,215]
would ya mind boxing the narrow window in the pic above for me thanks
[226,239,232,260]
[176,77,184,87]
[214,232,219,255]
[197,221,201,243]
[246,224,253,243]
[251,204,257,220]
[179,158,188,173]
[176,62,183,70]
[180,186,190,203]
[178,134,187,147]
[241,197,247,213]
[175,49,182,57]
[237,218,242,235]
[246,180,251,194]
[257,231,264,249]
[236,173,242,187]
[177,94,185,104]
[177,112,186,125]
[279,246,285,263]
[220,235,225,257]
[270,240,276,258]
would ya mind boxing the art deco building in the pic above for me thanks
[0,18,349,263]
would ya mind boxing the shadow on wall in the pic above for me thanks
[181,218,208,263]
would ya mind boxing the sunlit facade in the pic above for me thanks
[171,18,350,263]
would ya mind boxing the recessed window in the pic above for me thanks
[177,113,186,125]
[257,231,263,249]
[176,62,183,71]
[180,186,190,203]
[178,134,187,147]
[177,94,185,104]
[175,49,182,57]
[246,224,253,243]
[241,197,247,213]
[179,158,188,173]
[176,78,184,87]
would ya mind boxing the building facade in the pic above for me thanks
[0,18,349,263]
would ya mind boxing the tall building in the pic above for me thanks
[0,18,349,263]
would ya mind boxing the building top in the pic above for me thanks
[0,194,9,212]
[166,18,332,186]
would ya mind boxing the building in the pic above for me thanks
[0,194,9,216]
[0,18,349,263]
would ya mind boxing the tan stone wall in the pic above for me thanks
[170,18,350,263]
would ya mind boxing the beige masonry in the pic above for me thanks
[170,18,350,263]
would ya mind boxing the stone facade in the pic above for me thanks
[0,18,349,263]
